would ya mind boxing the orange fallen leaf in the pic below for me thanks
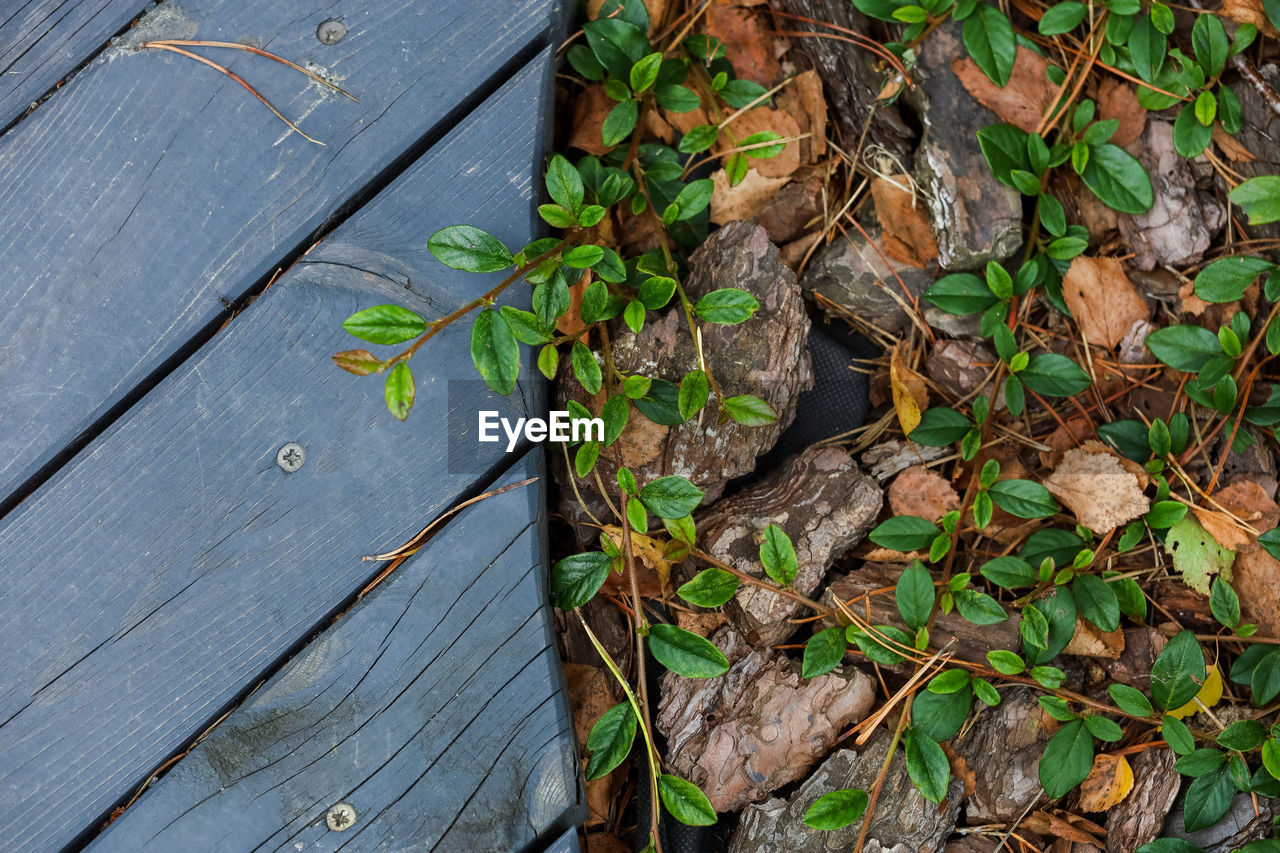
[1191,506,1252,549]
[871,175,939,268]
[952,46,1055,133]
[891,349,923,436]
[1078,753,1135,812]
[1214,125,1258,162]
[1220,0,1279,37]
[1062,257,1150,350]
[705,2,781,86]
[795,69,827,159]
[1095,78,1147,148]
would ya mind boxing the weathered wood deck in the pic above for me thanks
[0,2,582,850]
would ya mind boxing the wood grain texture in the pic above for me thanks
[88,454,583,853]
[0,52,556,852]
[0,0,145,131]
[0,0,555,507]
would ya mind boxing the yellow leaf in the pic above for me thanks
[891,346,922,436]
[1078,753,1135,812]
[1167,664,1223,719]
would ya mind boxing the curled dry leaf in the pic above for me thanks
[1040,416,1094,468]
[1231,545,1280,636]
[888,465,960,523]
[890,344,927,435]
[795,69,827,159]
[1061,257,1150,350]
[1078,753,1135,813]
[871,175,939,268]
[1220,0,1279,37]
[1190,507,1252,549]
[1043,441,1151,534]
[711,168,791,224]
[951,46,1054,133]
[1063,615,1125,658]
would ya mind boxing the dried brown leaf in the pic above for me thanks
[1063,615,1126,658]
[888,465,960,523]
[1044,442,1151,534]
[952,47,1054,133]
[722,107,801,178]
[569,85,616,155]
[1096,79,1147,148]
[871,175,939,268]
[710,168,790,224]
[1191,506,1252,549]
[795,69,827,159]
[1062,257,1150,350]
[1079,754,1135,813]
[705,2,781,86]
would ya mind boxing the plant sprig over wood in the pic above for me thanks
[330,0,1280,847]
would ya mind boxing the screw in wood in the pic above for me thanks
[316,19,348,45]
[276,442,306,473]
[325,802,356,831]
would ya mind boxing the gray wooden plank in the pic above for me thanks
[86,453,583,853]
[0,0,555,509]
[0,0,147,132]
[545,828,584,853]
[0,50,556,852]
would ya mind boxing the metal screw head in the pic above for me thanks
[276,442,306,473]
[316,19,348,45]
[325,802,356,831]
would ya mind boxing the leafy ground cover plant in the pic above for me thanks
[328,0,1280,848]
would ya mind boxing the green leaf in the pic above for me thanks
[585,701,637,779]
[849,624,912,666]
[678,370,709,420]
[634,378,685,426]
[655,83,701,112]
[896,562,936,630]
[1209,577,1241,630]
[1172,104,1213,158]
[470,308,521,395]
[1146,324,1224,372]
[911,684,973,741]
[648,624,730,678]
[717,77,769,108]
[602,98,639,147]
[1083,714,1124,742]
[987,649,1026,674]
[973,677,1001,706]
[1109,683,1154,717]
[1039,1,1087,33]
[1162,715,1196,755]
[910,407,973,446]
[658,773,717,826]
[953,589,1008,625]
[1074,574,1120,632]
[343,304,427,345]
[1252,649,1280,704]
[1026,586,1078,665]
[1191,12,1229,76]
[1259,527,1280,560]
[1039,719,1094,799]
[384,362,415,421]
[723,394,777,426]
[678,124,719,153]
[981,556,1038,588]
[924,273,999,315]
[1019,353,1091,396]
[563,244,605,269]
[977,124,1030,185]
[1217,719,1265,751]
[428,225,516,272]
[552,551,614,610]
[1136,841,1205,853]
[1031,665,1067,689]
[694,288,759,324]
[678,568,739,608]
[583,16,649,79]
[1263,737,1280,780]
[803,626,848,677]
[673,179,714,221]
[1183,764,1234,832]
[1080,143,1154,214]
[760,523,799,586]
[1150,629,1207,710]
[1194,256,1275,303]
[989,479,1059,519]
[803,788,868,830]
[1128,16,1167,82]
[928,668,973,694]
[869,516,941,552]
[501,306,550,345]
[1165,515,1235,596]
[740,130,786,159]
[545,154,584,215]
[629,52,662,92]
[638,275,677,310]
[639,476,704,519]
[963,3,1016,86]
[906,730,951,803]
[571,342,603,395]
[1230,175,1280,225]
[600,394,628,445]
